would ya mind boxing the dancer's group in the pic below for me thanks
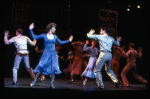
[4,23,148,90]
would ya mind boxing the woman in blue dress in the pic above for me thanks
[81,39,99,85]
[29,23,73,88]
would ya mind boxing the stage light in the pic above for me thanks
[128,5,131,7]
[127,8,130,11]
[137,5,140,9]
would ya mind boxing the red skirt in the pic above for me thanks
[71,56,83,75]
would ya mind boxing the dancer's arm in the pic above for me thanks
[55,35,73,45]
[113,36,121,47]
[87,29,99,39]
[4,30,15,45]
[29,23,44,40]
[137,47,142,58]
[71,42,78,50]
[26,37,37,46]
[83,44,91,52]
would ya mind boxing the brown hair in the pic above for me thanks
[91,39,97,43]
[46,23,57,32]
[129,43,135,48]
[16,29,23,35]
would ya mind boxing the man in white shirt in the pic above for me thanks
[4,29,36,85]
[87,27,121,90]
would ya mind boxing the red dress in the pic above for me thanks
[111,46,122,77]
[71,45,84,75]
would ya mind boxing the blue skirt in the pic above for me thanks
[33,49,61,75]
[81,57,97,78]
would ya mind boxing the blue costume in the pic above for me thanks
[87,33,120,88]
[30,29,70,75]
[81,44,99,78]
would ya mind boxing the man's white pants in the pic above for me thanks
[13,54,30,83]
[94,52,118,88]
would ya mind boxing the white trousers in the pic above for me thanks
[13,54,30,83]
[94,52,118,88]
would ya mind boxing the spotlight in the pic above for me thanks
[128,5,131,7]
[137,5,140,9]
[127,8,130,11]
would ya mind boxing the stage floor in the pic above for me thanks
[4,78,148,96]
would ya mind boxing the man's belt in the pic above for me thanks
[101,50,111,53]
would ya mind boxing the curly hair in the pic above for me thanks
[46,23,57,32]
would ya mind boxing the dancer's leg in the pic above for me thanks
[94,57,106,88]
[23,55,35,79]
[13,54,22,83]
[105,56,118,84]
[50,74,55,89]
[83,77,87,86]
[30,72,41,86]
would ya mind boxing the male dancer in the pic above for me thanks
[87,27,121,90]
[4,29,36,85]
[121,43,148,87]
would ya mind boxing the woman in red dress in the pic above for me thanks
[111,46,124,83]
[69,41,84,83]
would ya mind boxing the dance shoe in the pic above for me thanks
[50,82,55,89]
[11,82,16,85]
[95,87,105,91]
[115,82,119,88]
[83,80,87,86]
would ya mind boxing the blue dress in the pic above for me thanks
[30,29,70,75]
[81,44,99,78]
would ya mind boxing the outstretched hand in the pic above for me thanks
[117,36,122,41]
[29,23,35,30]
[69,35,73,42]
[4,30,9,37]
[88,29,95,35]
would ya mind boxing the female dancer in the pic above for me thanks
[69,41,84,83]
[81,39,99,85]
[29,23,73,88]
[63,50,74,80]
[111,46,124,83]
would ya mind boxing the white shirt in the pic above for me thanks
[4,34,36,54]
[87,33,120,52]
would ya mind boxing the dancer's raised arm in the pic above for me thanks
[55,35,73,45]
[29,23,44,40]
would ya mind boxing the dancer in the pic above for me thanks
[81,39,99,85]
[63,50,74,80]
[111,46,125,83]
[4,29,36,85]
[29,23,73,88]
[87,27,121,90]
[121,43,148,87]
[82,40,90,69]
[70,41,84,83]
[35,46,46,81]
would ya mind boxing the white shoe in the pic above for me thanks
[30,83,34,87]
[83,80,86,86]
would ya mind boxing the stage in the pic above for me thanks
[4,78,148,96]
